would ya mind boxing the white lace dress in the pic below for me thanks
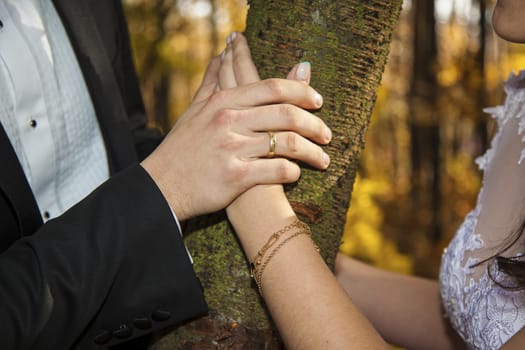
[440,71,525,349]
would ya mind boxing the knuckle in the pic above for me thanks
[264,79,285,99]
[277,161,290,181]
[286,132,299,154]
[279,104,298,125]
[213,108,237,127]
[227,160,250,183]
[277,161,299,182]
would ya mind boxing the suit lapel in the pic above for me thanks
[0,0,138,236]
[0,125,43,235]
[52,0,138,173]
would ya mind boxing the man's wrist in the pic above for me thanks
[140,158,191,221]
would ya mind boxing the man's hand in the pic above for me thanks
[141,33,331,221]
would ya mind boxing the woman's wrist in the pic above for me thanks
[226,184,297,261]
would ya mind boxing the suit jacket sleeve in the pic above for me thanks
[0,165,208,349]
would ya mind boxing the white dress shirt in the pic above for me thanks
[0,0,109,222]
[0,1,191,263]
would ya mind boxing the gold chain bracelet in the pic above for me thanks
[250,221,319,295]
[250,220,308,281]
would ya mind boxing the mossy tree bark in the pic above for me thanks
[151,0,403,348]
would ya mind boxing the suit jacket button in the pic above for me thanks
[93,330,112,344]
[152,309,171,321]
[113,324,133,339]
[133,317,152,330]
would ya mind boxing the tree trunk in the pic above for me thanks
[475,0,489,153]
[151,0,402,348]
[408,0,441,262]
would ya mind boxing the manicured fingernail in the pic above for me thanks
[315,93,323,107]
[296,61,311,81]
[220,49,226,61]
[323,152,331,167]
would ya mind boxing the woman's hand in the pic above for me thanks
[141,34,331,221]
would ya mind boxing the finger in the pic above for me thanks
[223,78,323,111]
[193,55,221,103]
[261,131,330,170]
[231,32,260,85]
[229,131,329,170]
[231,104,332,145]
[240,158,302,187]
[218,41,238,90]
[286,61,311,84]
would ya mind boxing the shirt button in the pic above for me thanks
[43,211,50,220]
[0,20,4,29]
[29,119,38,128]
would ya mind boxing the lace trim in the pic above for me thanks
[440,70,525,350]
[477,71,525,169]
[440,208,525,349]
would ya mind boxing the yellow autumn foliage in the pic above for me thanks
[341,175,413,275]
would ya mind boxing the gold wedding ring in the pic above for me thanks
[267,131,277,158]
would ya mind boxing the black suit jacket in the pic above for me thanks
[0,1,207,348]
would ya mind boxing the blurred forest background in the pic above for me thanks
[122,0,525,279]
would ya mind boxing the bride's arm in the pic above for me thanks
[227,186,389,350]
[335,254,466,350]
[223,33,388,349]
